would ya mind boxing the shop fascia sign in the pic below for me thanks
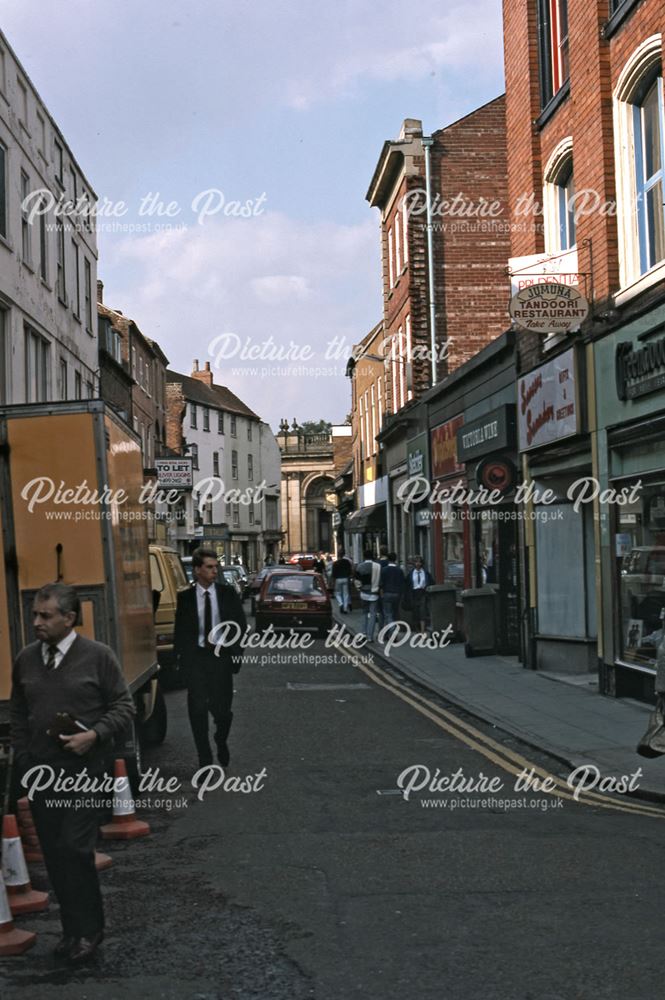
[407,432,430,482]
[517,348,578,451]
[615,327,665,401]
[508,250,589,335]
[430,415,464,479]
[456,405,516,463]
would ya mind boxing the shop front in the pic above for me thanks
[594,304,665,700]
[518,346,597,673]
[430,414,467,589]
[457,404,520,655]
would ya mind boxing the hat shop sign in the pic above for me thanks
[509,282,589,335]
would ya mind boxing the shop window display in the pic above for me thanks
[617,485,665,668]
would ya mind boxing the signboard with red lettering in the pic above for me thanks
[431,415,464,479]
[517,349,578,451]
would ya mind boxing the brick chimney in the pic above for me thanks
[191,359,214,388]
[97,279,104,303]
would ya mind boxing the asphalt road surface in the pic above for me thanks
[2,634,665,1000]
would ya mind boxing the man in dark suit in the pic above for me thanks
[174,547,246,768]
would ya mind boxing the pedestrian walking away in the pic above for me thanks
[332,549,353,613]
[355,549,381,641]
[174,547,246,769]
[380,553,406,628]
[404,556,434,634]
[9,582,135,964]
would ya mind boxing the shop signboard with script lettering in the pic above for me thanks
[517,349,578,451]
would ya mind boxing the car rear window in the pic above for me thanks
[268,575,324,595]
[165,551,188,588]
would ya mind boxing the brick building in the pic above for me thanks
[502,0,665,689]
[361,102,510,566]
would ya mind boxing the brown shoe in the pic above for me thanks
[68,931,104,964]
[54,935,75,959]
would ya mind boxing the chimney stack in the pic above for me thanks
[97,279,104,303]
[191,359,213,388]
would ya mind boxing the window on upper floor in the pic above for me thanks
[388,226,394,288]
[84,258,93,331]
[56,222,66,302]
[0,308,7,405]
[58,358,67,401]
[0,143,6,240]
[544,139,577,253]
[247,421,252,441]
[232,449,238,479]
[71,240,80,317]
[537,0,570,109]
[203,406,210,431]
[25,326,50,402]
[0,47,6,97]
[395,212,402,275]
[20,171,32,264]
[189,442,199,470]
[613,38,665,294]
[17,77,28,131]
[248,454,253,481]
[37,112,47,159]
[218,410,224,434]
[213,451,219,478]
[39,199,48,281]
[54,139,63,186]
[232,503,240,527]
[230,414,237,437]
[190,402,198,429]
[74,370,82,400]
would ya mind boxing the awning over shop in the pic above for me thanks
[345,503,387,532]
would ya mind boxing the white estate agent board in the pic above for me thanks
[518,348,578,451]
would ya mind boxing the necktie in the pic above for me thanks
[204,589,213,648]
[46,644,58,670]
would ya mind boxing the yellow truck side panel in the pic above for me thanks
[104,414,156,689]
[0,534,11,701]
[9,413,105,590]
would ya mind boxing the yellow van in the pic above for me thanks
[149,544,190,675]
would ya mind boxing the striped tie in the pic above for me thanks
[46,644,58,670]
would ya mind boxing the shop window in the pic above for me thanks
[617,485,665,670]
[613,38,665,295]
[544,139,576,253]
[537,0,569,109]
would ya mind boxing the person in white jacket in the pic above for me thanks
[354,548,381,641]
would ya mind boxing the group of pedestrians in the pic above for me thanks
[331,546,434,642]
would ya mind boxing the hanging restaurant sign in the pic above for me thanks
[509,282,589,334]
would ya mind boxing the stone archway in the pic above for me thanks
[303,475,335,553]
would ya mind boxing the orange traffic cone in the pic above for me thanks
[1,814,49,915]
[0,869,36,955]
[17,797,112,870]
[17,798,44,863]
[100,759,150,840]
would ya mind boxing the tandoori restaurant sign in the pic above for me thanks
[509,282,589,334]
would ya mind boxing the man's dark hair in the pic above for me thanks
[363,548,373,561]
[388,552,397,562]
[35,583,80,621]
[192,547,218,568]
[379,545,388,557]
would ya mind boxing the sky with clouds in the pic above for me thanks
[4,0,505,429]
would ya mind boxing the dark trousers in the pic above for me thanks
[186,648,234,764]
[31,783,104,939]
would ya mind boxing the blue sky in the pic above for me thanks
[4,0,505,428]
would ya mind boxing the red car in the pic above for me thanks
[255,570,332,637]
[288,552,317,570]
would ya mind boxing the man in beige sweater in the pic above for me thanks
[10,582,134,965]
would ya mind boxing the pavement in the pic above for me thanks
[333,605,665,802]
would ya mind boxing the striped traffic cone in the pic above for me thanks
[17,797,112,871]
[1,815,49,915]
[17,798,44,864]
[0,869,36,955]
[99,759,150,841]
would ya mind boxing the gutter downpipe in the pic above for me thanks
[422,136,437,386]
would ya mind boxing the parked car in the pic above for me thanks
[255,570,332,637]
[149,544,190,680]
[221,568,243,597]
[248,564,303,614]
[220,564,247,597]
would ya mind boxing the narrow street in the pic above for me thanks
[3,638,665,1000]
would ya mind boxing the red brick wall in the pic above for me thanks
[379,97,510,408]
[503,0,663,323]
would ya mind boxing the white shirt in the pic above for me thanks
[42,630,78,670]
[412,569,426,590]
[196,583,220,647]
